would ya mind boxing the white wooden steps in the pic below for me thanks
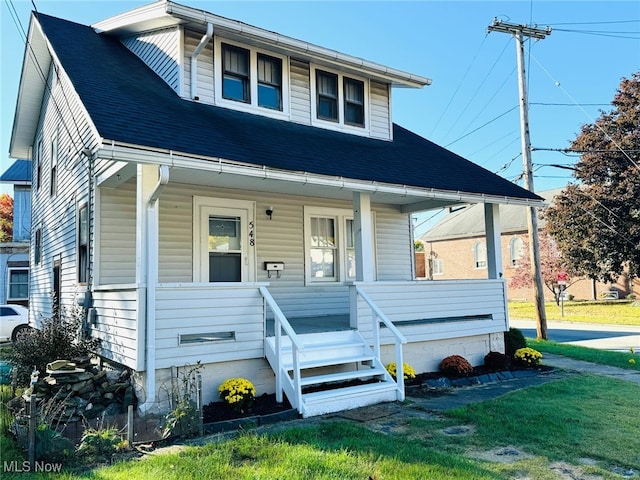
[264,330,401,418]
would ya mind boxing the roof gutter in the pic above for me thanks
[190,22,213,100]
[98,140,546,208]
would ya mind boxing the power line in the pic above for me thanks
[445,105,519,147]
[526,49,640,171]
[430,35,489,137]
[440,36,514,143]
[4,0,91,161]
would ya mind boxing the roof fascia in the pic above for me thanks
[11,14,103,162]
[93,0,431,89]
[98,140,547,209]
[10,14,50,160]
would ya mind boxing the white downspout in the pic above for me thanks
[140,165,170,413]
[190,23,213,100]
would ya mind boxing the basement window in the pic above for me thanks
[179,331,236,345]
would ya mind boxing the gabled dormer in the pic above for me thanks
[93,0,431,141]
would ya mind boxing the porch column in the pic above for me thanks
[353,192,375,282]
[484,203,503,280]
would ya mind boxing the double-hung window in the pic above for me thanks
[50,134,58,197]
[257,54,282,110]
[313,67,367,130]
[217,40,287,114]
[316,71,338,121]
[222,44,250,103]
[344,78,364,126]
[474,241,487,269]
[7,269,29,301]
[305,207,373,284]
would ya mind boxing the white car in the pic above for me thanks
[0,304,30,343]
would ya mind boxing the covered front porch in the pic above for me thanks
[90,150,535,416]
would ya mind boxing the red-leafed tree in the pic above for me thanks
[543,71,640,284]
[0,194,13,242]
[509,229,579,305]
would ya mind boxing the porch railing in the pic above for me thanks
[259,287,304,409]
[353,285,408,400]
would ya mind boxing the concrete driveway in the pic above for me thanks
[510,318,640,352]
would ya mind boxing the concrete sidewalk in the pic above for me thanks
[542,352,640,384]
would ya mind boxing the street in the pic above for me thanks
[510,318,640,352]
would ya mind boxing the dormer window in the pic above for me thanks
[216,39,288,116]
[222,44,250,103]
[316,71,338,121]
[312,66,368,132]
[344,78,364,126]
[257,54,282,110]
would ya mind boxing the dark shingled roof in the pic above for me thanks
[0,160,31,183]
[35,12,541,202]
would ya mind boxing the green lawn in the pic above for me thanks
[3,374,639,479]
[509,300,640,325]
[528,338,640,371]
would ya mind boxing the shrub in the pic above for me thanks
[483,351,510,371]
[77,424,125,460]
[218,378,256,413]
[385,362,416,381]
[439,355,474,377]
[514,347,543,367]
[9,305,100,386]
[504,327,527,359]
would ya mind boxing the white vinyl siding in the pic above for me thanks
[183,28,214,102]
[98,180,137,285]
[370,80,391,140]
[354,280,508,344]
[289,58,311,124]
[155,285,266,369]
[92,287,140,369]
[138,183,411,318]
[29,59,99,322]
[122,27,181,93]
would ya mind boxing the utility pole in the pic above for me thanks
[488,19,551,340]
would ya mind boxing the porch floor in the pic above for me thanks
[266,314,351,336]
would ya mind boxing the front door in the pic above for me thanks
[194,197,255,283]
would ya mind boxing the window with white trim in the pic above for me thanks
[7,268,29,301]
[510,236,524,266]
[431,258,444,276]
[304,207,374,283]
[216,39,288,115]
[34,228,42,265]
[311,66,368,131]
[474,241,487,269]
[50,134,58,197]
[34,137,42,191]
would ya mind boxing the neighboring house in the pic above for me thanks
[0,160,31,307]
[9,1,544,417]
[420,189,639,301]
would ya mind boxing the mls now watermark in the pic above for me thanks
[4,461,63,473]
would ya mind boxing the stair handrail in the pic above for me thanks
[354,285,407,400]
[259,287,303,409]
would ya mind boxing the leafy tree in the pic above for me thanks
[508,230,578,305]
[0,193,13,242]
[543,71,640,284]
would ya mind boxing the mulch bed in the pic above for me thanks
[202,364,548,423]
[203,393,293,423]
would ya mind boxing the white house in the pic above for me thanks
[9,1,544,417]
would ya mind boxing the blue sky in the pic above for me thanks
[1,0,639,233]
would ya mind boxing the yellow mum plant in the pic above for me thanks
[218,378,256,412]
[514,347,542,367]
[385,362,416,381]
